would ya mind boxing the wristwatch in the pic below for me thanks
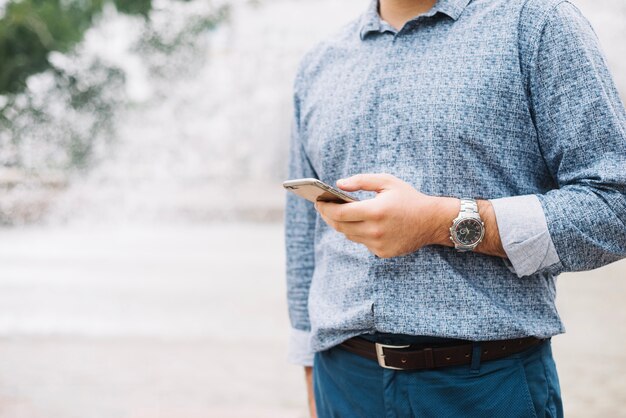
[449,198,485,252]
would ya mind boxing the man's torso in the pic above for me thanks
[295,0,566,351]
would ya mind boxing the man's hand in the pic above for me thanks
[315,173,506,259]
[315,173,458,258]
[305,366,317,418]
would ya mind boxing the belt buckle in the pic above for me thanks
[375,342,410,370]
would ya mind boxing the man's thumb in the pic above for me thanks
[336,173,394,192]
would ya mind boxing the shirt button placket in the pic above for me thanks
[376,35,402,171]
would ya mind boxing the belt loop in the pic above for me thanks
[470,342,482,374]
[423,348,434,369]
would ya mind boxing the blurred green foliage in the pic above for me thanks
[0,0,227,174]
[0,0,152,95]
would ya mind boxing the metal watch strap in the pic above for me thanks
[459,198,479,218]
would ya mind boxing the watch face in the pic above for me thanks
[454,218,484,246]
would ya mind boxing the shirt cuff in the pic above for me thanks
[490,195,560,278]
[288,327,315,366]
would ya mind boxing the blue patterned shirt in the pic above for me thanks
[285,0,626,365]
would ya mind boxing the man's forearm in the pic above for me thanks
[317,174,510,260]
[428,197,507,258]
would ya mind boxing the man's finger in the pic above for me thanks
[317,211,336,230]
[334,220,369,236]
[336,173,396,192]
[316,200,380,222]
[344,234,369,245]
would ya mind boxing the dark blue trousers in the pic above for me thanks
[313,339,563,418]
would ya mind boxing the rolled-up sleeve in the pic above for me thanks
[285,70,318,366]
[515,2,626,277]
[490,195,560,278]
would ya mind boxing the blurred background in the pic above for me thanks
[0,0,624,417]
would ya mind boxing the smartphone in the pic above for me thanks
[283,178,359,204]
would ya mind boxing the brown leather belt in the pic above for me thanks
[339,336,544,371]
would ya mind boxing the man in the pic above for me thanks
[285,0,626,416]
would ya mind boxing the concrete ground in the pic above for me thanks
[0,224,623,418]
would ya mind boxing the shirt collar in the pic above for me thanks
[359,0,472,40]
